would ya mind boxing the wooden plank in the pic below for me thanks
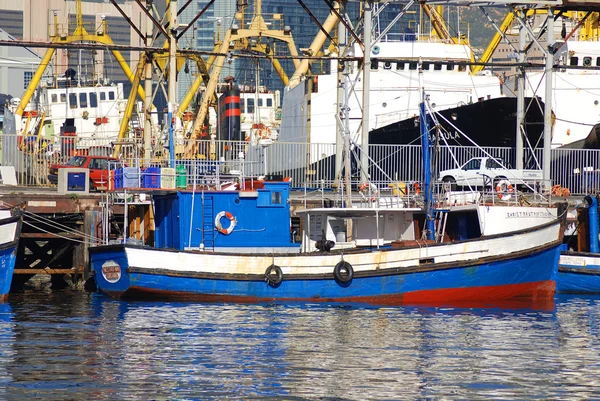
[21,232,84,239]
[14,268,78,275]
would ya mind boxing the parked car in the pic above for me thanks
[48,155,118,191]
[438,157,543,190]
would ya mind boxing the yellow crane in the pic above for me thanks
[184,0,301,157]
[15,0,146,119]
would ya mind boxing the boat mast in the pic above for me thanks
[360,2,372,186]
[419,61,435,241]
[543,9,554,190]
[516,9,525,170]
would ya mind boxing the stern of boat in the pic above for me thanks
[89,245,131,298]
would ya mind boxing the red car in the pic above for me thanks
[48,155,119,191]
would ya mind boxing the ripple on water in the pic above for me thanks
[0,292,597,399]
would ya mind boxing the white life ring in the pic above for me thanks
[359,182,378,201]
[496,179,514,201]
[215,211,236,235]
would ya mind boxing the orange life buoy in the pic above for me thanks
[496,179,514,200]
[414,182,421,195]
[215,211,236,235]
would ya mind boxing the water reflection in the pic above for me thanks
[0,292,598,399]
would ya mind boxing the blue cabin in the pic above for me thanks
[153,182,300,253]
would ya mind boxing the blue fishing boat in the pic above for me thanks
[558,195,600,293]
[89,83,566,305]
[0,210,22,300]
[89,180,564,304]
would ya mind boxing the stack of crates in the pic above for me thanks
[161,168,176,189]
[142,166,161,189]
[123,167,140,188]
[112,168,124,190]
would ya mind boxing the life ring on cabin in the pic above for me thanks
[359,182,378,201]
[215,211,237,235]
[265,264,283,286]
[333,261,354,284]
[496,179,514,201]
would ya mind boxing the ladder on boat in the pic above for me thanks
[202,196,215,250]
[434,209,449,243]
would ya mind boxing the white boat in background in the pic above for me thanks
[278,36,503,169]
[523,40,600,148]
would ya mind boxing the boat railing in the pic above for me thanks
[431,178,555,208]
[3,133,600,196]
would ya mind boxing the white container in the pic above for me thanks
[161,168,176,189]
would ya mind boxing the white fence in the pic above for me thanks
[2,133,599,195]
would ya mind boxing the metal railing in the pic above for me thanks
[2,133,600,195]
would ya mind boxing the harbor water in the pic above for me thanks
[0,292,599,400]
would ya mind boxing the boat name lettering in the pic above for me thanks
[101,260,121,283]
[560,256,587,267]
[506,211,552,218]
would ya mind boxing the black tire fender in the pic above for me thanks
[265,264,283,286]
[334,261,354,284]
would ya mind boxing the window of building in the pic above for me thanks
[60,93,66,103]
[69,93,78,109]
[258,98,263,107]
[51,94,58,103]
[100,92,106,101]
[266,98,272,107]
[108,91,115,101]
[247,98,254,114]
[24,71,33,89]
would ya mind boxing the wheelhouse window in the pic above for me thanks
[271,191,282,204]
[60,93,66,103]
[100,92,106,101]
[89,92,98,108]
[266,98,272,107]
[108,91,115,101]
[247,98,254,114]
[51,94,58,103]
[79,93,88,108]
[68,93,78,109]
[447,63,455,71]
[570,56,579,66]
[409,62,418,70]
[396,62,404,70]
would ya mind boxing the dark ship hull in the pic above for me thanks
[369,97,545,148]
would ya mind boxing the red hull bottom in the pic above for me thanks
[116,280,556,310]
